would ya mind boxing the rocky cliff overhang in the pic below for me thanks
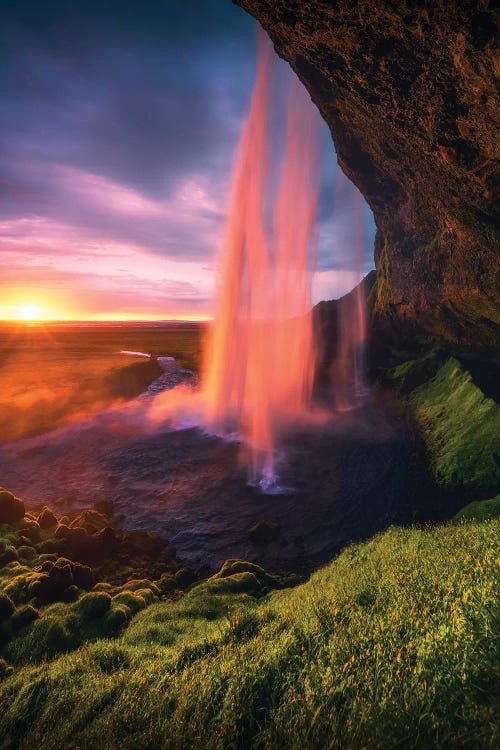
[235,0,499,350]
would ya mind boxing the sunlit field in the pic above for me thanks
[0,322,203,442]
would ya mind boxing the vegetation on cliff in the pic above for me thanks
[386,354,500,498]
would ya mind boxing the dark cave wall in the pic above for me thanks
[235,0,499,348]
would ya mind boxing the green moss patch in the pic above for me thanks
[410,358,500,494]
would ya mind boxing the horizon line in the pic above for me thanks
[0,317,212,324]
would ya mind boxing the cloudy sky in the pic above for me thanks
[1,0,375,320]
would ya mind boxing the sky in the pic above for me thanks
[0,0,376,321]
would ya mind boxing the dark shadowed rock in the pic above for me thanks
[0,545,18,566]
[10,604,40,631]
[174,567,197,589]
[70,510,111,533]
[93,499,115,517]
[0,593,15,622]
[72,562,94,590]
[249,520,281,546]
[18,521,41,543]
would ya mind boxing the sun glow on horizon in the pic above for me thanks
[0,303,212,323]
[0,297,56,322]
[16,304,42,321]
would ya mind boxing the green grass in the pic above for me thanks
[410,358,500,495]
[0,519,498,749]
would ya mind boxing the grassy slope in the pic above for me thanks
[409,359,500,496]
[0,520,498,750]
[386,355,500,499]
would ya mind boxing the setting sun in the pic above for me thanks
[16,304,42,321]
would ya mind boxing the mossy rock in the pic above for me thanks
[37,507,58,529]
[0,491,25,525]
[53,524,72,540]
[11,604,40,631]
[94,526,119,549]
[453,495,500,522]
[72,562,93,590]
[117,579,161,597]
[0,593,15,622]
[16,545,37,563]
[36,538,67,556]
[112,591,147,614]
[123,530,166,557]
[44,619,72,657]
[61,585,79,603]
[0,545,18,566]
[37,553,58,564]
[410,359,500,494]
[77,592,112,619]
[18,522,41,543]
[93,582,112,591]
[14,536,33,549]
[205,572,262,596]
[157,573,176,594]
[174,568,197,588]
[69,510,110,534]
[385,351,442,394]
[103,605,131,637]
[28,558,77,605]
[213,559,279,589]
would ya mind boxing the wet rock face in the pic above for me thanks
[235,0,499,347]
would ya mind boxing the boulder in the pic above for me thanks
[37,507,58,529]
[11,604,40,631]
[72,562,94,590]
[0,593,15,622]
[70,510,110,533]
[93,499,114,517]
[77,591,112,619]
[0,545,18,566]
[0,490,25,525]
[18,521,41,543]
[174,567,197,589]
[249,520,281,545]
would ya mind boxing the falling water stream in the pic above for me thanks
[202,29,321,488]
[331,171,368,411]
